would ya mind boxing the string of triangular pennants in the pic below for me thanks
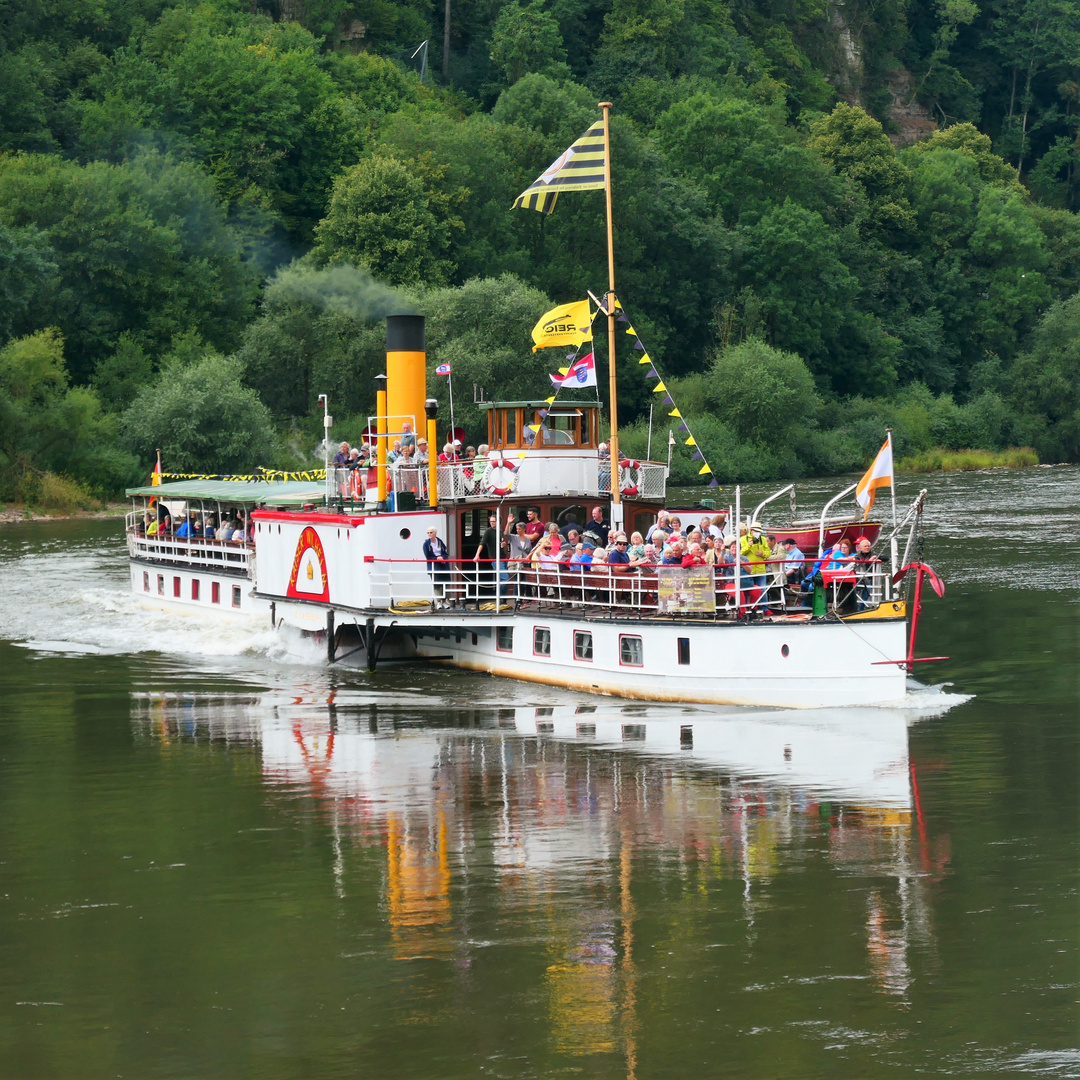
[615,301,720,488]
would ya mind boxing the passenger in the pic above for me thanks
[545,521,562,555]
[415,438,429,463]
[646,511,670,543]
[682,542,707,568]
[423,526,451,605]
[626,532,646,562]
[719,537,767,616]
[438,442,457,463]
[824,537,856,572]
[569,540,594,569]
[523,508,545,543]
[400,421,417,449]
[668,515,684,537]
[203,515,217,541]
[710,513,727,540]
[598,441,610,460]
[558,529,582,561]
[387,439,402,464]
[703,536,719,565]
[853,535,881,607]
[592,547,608,565]
[687,528,703,546]
[662,540,685,565]
[636,543,658,567]
[780,538,806,585]
[559,514,583,539]
[740,521,771,587]
[175,514,193,539]
[507,521,532,566]
[587,505,610,548]
[146,515,159,537]
[607,534,631,568]
[473,512,501,595]
[332,441,351,465]
[698,516,713,539]
[348,448,361,468]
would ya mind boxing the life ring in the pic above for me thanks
[480,458,518,497]
[619,458,641,496]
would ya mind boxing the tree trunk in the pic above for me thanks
[443,0,451,85]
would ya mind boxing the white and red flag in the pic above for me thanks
[549,351,597,389]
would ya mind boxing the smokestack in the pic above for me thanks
[386,315,426,448]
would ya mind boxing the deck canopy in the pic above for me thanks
[126,479,325,505]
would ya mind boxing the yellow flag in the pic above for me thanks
[652,380,667,393]
[531,299,592,352]
[685,435,696,446]
[698,463,712,475]
[544,396,555,404]
[625,326,636,336]
[669,408,681,418]
[638,353,652,365]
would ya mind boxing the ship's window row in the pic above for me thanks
[142,572,234,608]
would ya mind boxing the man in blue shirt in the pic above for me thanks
[780,538,805,584]
[607,534,631,565]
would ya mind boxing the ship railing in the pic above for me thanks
[126,530,252,573]
[365,556,894,618]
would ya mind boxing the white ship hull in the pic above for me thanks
[411,611,907,709]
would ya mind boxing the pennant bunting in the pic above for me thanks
[669,408,681,418]
[638,354,652,365]
[646,367,658,379]
[698,464,712,475]
[652,380,667,393]
[709,478,720,488]
[634,338,645,350]
[692,449,704,461]
[685,435,696,446]
[616,312,628,323]
[625,326,636,336]
[662,394,674,405]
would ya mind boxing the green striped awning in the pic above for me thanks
[126,479,325,505]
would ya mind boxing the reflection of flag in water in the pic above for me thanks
[855,435,893,519]
[549,351,597,388]
[435,363,451,375]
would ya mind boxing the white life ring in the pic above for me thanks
[481,458,519,497]
[619,458,641,496]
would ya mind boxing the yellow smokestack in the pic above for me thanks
[386,315,426,448]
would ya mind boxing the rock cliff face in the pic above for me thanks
[826,0,937,145]
[884,68,939,145]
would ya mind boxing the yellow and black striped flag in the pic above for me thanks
[512,121,606,215]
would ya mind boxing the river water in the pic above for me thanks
[0,468,1076,1079]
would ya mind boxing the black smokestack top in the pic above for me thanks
[386,314,425,352]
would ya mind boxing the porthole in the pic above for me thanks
[399,528,411,540]
[781,644,790,658]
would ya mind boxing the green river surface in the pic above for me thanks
[0,467,1076,1079]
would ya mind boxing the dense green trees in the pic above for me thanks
[0,0,1078,503]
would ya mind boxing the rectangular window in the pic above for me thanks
[191,579,200,601]
[573,630,593,662]
[620,635,644,667]
[533,626,551,656]
[496,626,514,652]
[576,723,596,739]
[142,571,149,592]
[622,724,646,741]
[173,576,181,598]
[678,637,690,665]
[231,585,242,609]
[680,724,694,749]
[211,581,220,605]
[157,575,164,596]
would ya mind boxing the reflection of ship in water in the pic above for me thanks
[133,693,952,1060]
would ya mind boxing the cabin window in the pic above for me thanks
[681,725,694,749]
[573,630,593,662]
[173,576,181,598]
[142,571,149,592]
[157,575,164,596]
[191,579,200,601]
[551,504,588,534]
[677,637,690,665]
[504,410,519,445]
[211,581,220,605]
[496,626,513,652]
[622,724,646,741]
[231,585,242,608]
[533,626,551,657]
[544,411,579,446]
[619,635,644,667]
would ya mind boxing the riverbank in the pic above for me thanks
[897,446,1039,473]
[0,502,128,525]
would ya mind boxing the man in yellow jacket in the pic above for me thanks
[740,521,772,587]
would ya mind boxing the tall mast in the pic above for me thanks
[599,101,622,526]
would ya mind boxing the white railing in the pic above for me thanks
[331,458,668,505]
[364,558,893,618]
[127,531,251,573]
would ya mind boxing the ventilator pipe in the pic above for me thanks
[425,398,439,508]
[375,374,388,510]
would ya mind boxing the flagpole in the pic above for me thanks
[599,101,622,528]
[448,369,456,448]
[887,428,897,528]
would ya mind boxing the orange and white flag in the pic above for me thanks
[855,436,893,519]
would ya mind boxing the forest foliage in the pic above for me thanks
[0,0,1078,498]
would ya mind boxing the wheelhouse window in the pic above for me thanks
[497,626,514,652]
[533,626,551,656]
[485,403,599,450]
[573,631,593,662]
[619,635,644,667]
